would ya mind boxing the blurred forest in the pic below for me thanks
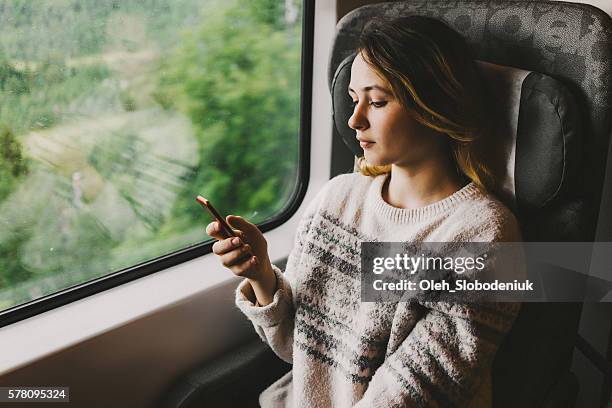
[0,0,302,309]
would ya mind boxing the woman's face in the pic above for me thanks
[348,53,443,167]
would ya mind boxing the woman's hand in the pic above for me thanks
[206,215,277,305]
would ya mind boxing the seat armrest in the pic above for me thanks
[158,339,292,408]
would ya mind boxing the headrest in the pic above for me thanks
[330,55,582,215]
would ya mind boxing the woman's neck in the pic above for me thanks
[382,157,465,210]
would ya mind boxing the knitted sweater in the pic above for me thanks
[235,172,522,408]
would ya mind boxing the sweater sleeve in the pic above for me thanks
[354,217,523,408]
[235,264,296,363]
[235,181,329,364]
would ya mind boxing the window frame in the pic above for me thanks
[0,0,315,329]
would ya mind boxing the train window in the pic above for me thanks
[0,0,305,314]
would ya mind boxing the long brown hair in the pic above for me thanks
[355,16,494,191]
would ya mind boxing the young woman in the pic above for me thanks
[207,16,521,408]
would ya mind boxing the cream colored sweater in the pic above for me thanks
[236,173,522,408]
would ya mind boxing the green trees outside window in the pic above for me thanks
[0,0,303,311]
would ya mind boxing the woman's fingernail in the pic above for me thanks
[232,237,240,245]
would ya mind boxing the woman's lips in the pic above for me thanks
[359,141,374,149]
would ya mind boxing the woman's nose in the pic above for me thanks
[348,103,368,130]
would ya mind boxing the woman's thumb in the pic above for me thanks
[226,215,253,232]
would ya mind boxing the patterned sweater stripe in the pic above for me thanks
[295,298,375,344]
[295,307,386,367]
[391,357,460,408]
[294,339,375,385]
[295,319,373,374]
[385,362,437,408]
[236,173,522,407]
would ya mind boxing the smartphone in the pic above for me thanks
[196,195,237,238]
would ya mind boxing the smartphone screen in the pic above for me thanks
[196,196,237,238]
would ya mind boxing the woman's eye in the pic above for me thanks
[350,100,387,108]
[370,101,387,108]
